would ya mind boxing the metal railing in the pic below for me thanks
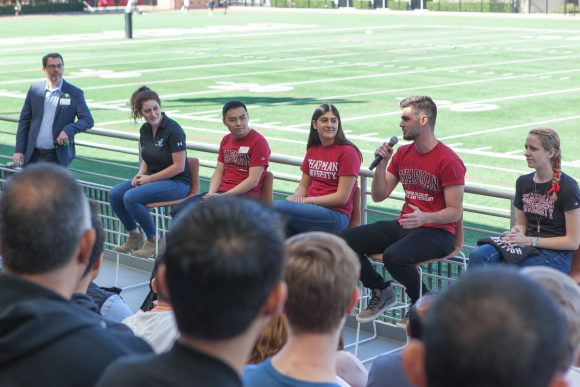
[0,115,515,325]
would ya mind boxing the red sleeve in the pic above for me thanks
[217,136,227,163]
[300,152,309,175]
[338,146,361,177]
[387,147,401,177]
[249,138,270,167]
[440,151,466,187]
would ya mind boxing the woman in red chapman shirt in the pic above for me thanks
[274,104,362,236]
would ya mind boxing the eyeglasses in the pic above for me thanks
[45,64,64,70]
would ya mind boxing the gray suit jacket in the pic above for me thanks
[15,79,94,167]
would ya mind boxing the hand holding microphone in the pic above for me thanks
[369,136,398,170]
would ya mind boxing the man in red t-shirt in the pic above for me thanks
[340,96,466,323]
[172,101,270,217]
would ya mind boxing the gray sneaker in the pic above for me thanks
[357,284,397,323]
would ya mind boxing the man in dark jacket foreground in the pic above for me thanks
[0,163,151,387]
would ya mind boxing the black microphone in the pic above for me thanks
[369,136,398,170]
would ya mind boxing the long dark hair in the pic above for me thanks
[307,104,362,161]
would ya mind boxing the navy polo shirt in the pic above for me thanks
[140,113,191,185]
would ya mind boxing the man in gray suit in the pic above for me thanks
[13,52,93,167]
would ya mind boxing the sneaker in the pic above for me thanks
[356,284,397,323]
[132,237,157,258]
[114,231,145,254]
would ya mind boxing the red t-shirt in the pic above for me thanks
[387,142,466,234]
[217,129,270,198]
[300,143,361,217]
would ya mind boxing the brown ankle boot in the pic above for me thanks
[114,231,145,253]
[132,237,157,258]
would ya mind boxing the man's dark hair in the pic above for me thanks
[423,267,566,387]
[222,100,247,117]
[0,163,90,274]
[42,52,64,68]
[165,196,285,340]
[82,209,105,278]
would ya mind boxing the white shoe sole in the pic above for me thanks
[356,298,397,323]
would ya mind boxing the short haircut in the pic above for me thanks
[0,163,91,274]
[165,196,285,340]
[400,96,437,128]
[222,100,247,117]
[423,267,566,387]
[284,232,360,334]
[521,266,580,372]
[42,52,64,68]
[82,209,105,278]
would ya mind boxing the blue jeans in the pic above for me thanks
[468,243,572,274]
[274,200,349,236]
[109,179,190,238]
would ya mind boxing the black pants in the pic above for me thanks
[340,220,454,303]
[29,148,58,165]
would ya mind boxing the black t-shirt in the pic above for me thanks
[140,113,191,185]
[514,172,580,238]
[95,341,242,387]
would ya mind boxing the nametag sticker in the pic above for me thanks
[59,98,71,106]
[238,146,249,154]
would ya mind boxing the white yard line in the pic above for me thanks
[439,114,580,141]
[463,162,527,175]
[288,68,580,127]
[453,146,580,169]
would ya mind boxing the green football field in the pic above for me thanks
[1,8,579,236]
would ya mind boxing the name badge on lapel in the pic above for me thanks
[60,99,71,106]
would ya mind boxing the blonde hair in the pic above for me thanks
[521,266,580,371]
[528,128,561,204]
[284,232,360,334]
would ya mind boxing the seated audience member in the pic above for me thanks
[335,350,368,387]
[72,210,132,323]
[274,104,361,235]
[469,128,580,273]
[110,86,191,258]
[96,197,287,387]
[244,232,361,387]
[248,314,289,365]
[172,101,270,218]
[366,294,437,387]
[248,314,367,387]
[123,256,178,353]
[521,266,580,386]
[402,267,568,387]
[0,163,151,387]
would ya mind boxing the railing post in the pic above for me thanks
[360,176,368,225]
[509,203,517,228]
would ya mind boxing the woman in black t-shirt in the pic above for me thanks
[469,128,580,273]
[109,86,191,258]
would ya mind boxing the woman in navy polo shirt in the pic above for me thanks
[110,86,191,258]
